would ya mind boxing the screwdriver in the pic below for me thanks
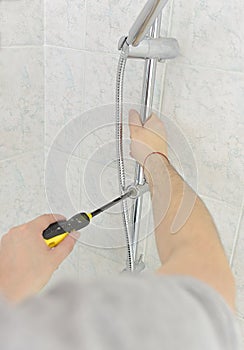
[43,189,135,248]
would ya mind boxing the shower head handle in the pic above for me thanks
[126,0,169,47]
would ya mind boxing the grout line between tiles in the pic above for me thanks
[0,45,43,49]
[200,193,243,211]
[159,0,175,114]
[42,148,243,215]
[43,0,46,45]
[141,201,152,261]
[76,41,112,274]
[0,46,242,76]
[83,0,88,50]
[170,60,244,76]
[44,44,119,57]
[230,198,244,267]
[43,0,47,181]
[77,243,125,279]
[0,148,43,163]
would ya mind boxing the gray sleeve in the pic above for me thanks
[0,275,242,350]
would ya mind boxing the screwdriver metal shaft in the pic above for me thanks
[43,188,134,248]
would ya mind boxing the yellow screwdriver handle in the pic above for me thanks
[42,213,92,248]
[44,232,69,248]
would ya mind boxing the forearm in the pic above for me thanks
[145,154,235,309]
[145,154,218,261]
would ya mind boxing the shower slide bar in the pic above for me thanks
[116,0,179,271]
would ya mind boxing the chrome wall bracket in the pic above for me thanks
[119,36,179,61]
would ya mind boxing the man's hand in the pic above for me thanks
[129,109,168,167]
[0,214,79,303]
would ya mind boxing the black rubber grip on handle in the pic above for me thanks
[43,213,91,240]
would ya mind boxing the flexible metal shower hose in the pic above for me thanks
[115,50,134,271]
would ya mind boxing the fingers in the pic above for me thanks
[129,109,142,137]
[31,214,66,231]
[129,110,166,136]
[144,113,165,132]
[51,232,80,266]
[129,109,142,126]
[144,113,167,143]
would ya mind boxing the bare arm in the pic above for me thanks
[129,110,235,310]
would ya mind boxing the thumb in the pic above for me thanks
[144,113,167,135]
[51,232,80,266]
[129,109,142,136]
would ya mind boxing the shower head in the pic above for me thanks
[126,0,169,47]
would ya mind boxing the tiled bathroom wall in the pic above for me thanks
[0,0,45,234]
[1,0,243,338]
[160,0,244,336]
